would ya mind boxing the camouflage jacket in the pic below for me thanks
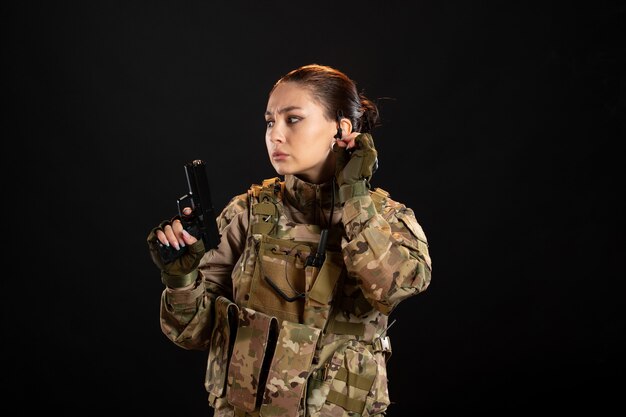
[159,174,432,417]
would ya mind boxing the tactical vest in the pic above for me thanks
[204,177,393,417]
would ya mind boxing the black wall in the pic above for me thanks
[5,1,624,415]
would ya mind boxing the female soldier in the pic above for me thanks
[147,64,432,417]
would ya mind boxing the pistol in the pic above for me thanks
[157,159,221,264]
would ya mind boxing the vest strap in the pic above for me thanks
[251,197,278,235]
[326,320,365,337]
[249,178,283,237]
[338,180,369,204]
[370,187,389,213]
[252,200,277,215]
[335,367,376,391]
[161,269,198,288]
[262,177,282,189]
[251,221,275,236]
[326,390,366,414]
[165,278,204,305]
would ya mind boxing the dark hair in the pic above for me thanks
[271,64,380,133]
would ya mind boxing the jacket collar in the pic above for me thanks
[283,174,341,214]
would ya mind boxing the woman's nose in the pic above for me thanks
[268,126,285,143]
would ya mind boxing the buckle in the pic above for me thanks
[373,335,392,354]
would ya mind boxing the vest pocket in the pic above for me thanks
[248,235,312,323]
[307,340,390,417]
[260,321,321,417]
[205,296,239,405]
[227,308,279,412]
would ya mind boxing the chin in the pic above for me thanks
[272,165,287,176]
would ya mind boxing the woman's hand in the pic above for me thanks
[147,207,205,281]
[154,207,198,251]
[333,132,378,189]
[332,131,361,152]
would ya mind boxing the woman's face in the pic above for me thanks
[265,82,337,184]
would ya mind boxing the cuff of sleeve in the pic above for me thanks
[161,269,198,288]
[339,180,370,204]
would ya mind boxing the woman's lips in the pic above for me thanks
[272,151,288,161]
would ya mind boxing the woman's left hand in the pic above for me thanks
[333,132,378,188]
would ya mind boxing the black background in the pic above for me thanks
[4,1,624,415]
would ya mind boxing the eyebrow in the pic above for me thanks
[265,106,303,117]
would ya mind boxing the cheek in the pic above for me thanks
[306,124,334,149]
[310,138,332,161]
[265,134,272,150]
[301,131,328,150]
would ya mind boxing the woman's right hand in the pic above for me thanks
[154,207,198,251]
[147,207,205,280]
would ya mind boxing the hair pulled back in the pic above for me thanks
[271,64,380,134]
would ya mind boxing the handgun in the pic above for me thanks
[157,159,221,264]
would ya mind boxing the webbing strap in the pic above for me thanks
[249,178,283,237]
[338,181,369,204]
[262,177,281,189]
[326,390,366,414]
[370,187,389,214]
[327,320,365,336]
[334,367,375,391]
[259,177,282,203]
[251,219,275,235]
[165,278,204,305]
[161,269,198,288]
[252,201,277,215]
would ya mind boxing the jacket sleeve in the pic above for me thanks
[340,191,432,315]
[159,193,249,350]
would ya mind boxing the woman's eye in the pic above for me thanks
[287,116,300,124]
[266,120,274,128]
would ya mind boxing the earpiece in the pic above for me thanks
[333,110,344,140]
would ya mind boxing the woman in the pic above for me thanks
[147,64,432,417]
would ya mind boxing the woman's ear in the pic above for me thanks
[339,118,353,136]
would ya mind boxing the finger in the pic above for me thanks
[182,207,192,216]
[171,219,186,248]
[342,132,360,149]
[335,138,352,150]
[163,224,181,250]
[181,229,198,245]
[155,229,169,246]
[333,139,349,149]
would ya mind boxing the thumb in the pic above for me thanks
[181,229,198,245]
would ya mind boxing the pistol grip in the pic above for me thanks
[157,242,187,264]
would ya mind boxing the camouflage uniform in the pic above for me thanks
[159,174,432,417]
